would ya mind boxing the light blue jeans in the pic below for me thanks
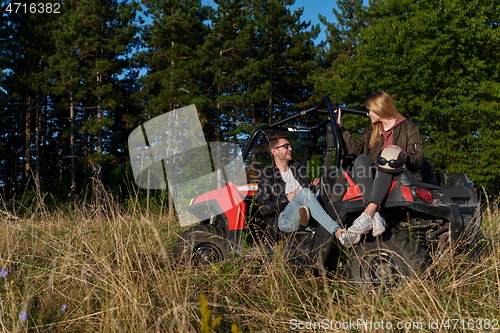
[278,188,340,235]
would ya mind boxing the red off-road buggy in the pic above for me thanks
[173,96,483,288]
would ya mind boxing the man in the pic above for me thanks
[257,134,360,246]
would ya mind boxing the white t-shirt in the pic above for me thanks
[281,168,301,194]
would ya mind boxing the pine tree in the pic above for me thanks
[316,0,368,106]
[45,0,139,201]
[139,0,210,115]
[201,0,255,141]
[205,0,320,141]
[0,4,58,198]
[320,0,367,63]
[138,0,211,216]
[251,0,320,119]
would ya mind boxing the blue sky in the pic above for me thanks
[289,0,338,44]
[201,0,339,45]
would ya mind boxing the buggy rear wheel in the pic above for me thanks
[347,229,430,289]
[174,224,229,266]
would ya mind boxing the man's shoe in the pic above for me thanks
[298,206,310,227]
[348,213,373,234]
[338,230,361,246]
[372,212,386,237]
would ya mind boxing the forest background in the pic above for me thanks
[1,0,500,211]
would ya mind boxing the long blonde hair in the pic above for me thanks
[366,91,403,149]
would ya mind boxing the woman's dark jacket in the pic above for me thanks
[257,161,316,218]
[340,119,424,171]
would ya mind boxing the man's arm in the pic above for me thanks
[293,163,320,192]
[257,175,288,216]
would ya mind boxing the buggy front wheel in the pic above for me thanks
[174,224,229,266]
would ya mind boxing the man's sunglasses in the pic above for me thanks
[274,143,292,150]
[377,157,404,168]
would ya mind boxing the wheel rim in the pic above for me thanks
[192,242,225,265]
[359,250,407,288]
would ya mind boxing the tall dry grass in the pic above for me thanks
[0,195,499,332]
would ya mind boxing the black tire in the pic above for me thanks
[462,231,494,261]
[347,229,431,289]
[174,224,229,266]
[283,231,314,267]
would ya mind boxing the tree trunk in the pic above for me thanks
[95,71,103,208]
[167,41,175,220]
[34,91,42,192]
[70,92,76,198]
[24,96,31,187]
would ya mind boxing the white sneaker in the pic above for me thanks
[338,230,361,246]
[348,213,373,234]
[372,212,386,237]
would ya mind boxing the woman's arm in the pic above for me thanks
[403,123,424,171]
[340,126,370,156]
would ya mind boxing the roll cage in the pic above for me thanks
[241,96,367,169]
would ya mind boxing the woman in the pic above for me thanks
[338,91,424,236]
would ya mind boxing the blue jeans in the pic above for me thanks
[278,188,340,235]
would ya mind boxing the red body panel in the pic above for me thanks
[341,172,363,201]
[400,186,414,201]
[342,172,413,202]
[192,182,247,231]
